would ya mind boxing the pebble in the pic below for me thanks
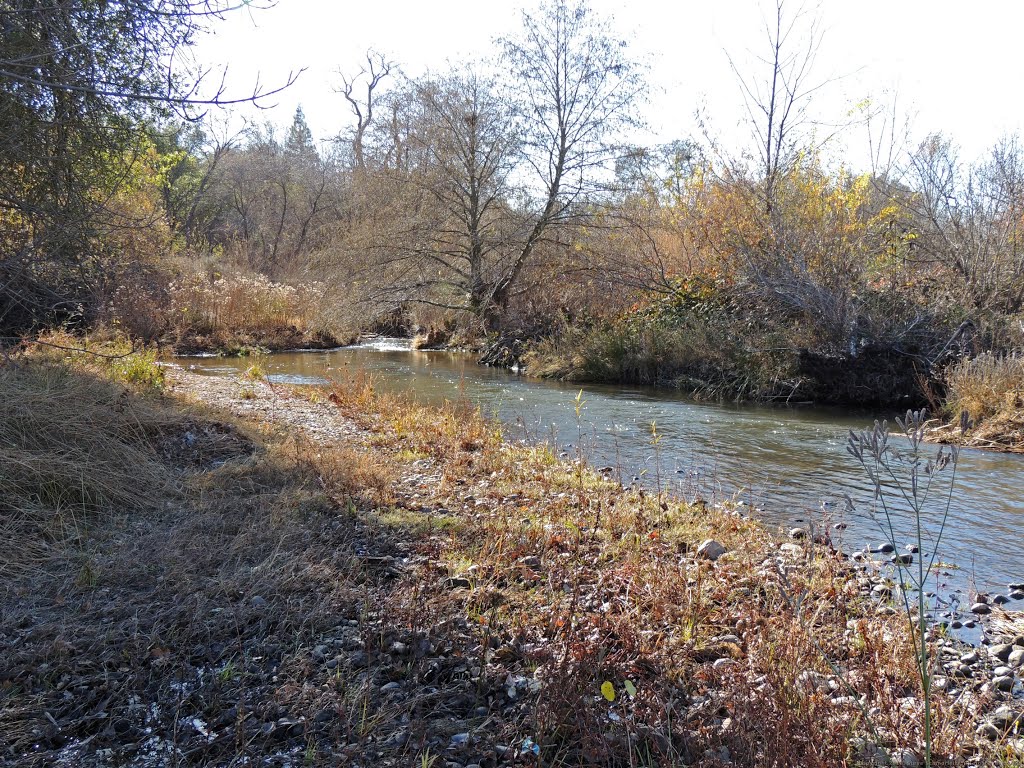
[993,594,1011,605]
[977,722,1001,740]
[971,602,992,614]
[989,705,1022,731]
[250,595,268,609]
[960,651,980,665]
[381,681,401,693]
[696,539,727,561]
[892,748,922,767]
[349,650,369,668]
[871,543,895,554]
[1009,648,1024,668]
[992,675,1016,692]
[788,527,807,539]
[890,553,913,566]
[991,644,1015,662]
[1011,590,1024,600]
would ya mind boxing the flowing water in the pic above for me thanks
[178,339,1024,603]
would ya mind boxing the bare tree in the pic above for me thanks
[727,0,827,214]
[487,0,644,323]
[907,134,1024,320]
[337,51,395,171]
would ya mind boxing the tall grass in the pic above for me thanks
[944,351,1024,424]
[0,363,178,577]
[168,271,344,352]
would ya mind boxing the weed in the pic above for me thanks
[846,409,967,767]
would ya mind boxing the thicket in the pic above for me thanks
[2,1,1022,418]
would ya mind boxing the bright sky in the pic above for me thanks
[194,0,1024,170]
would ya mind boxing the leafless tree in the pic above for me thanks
[727,0,827,214]
[337,51,395,171]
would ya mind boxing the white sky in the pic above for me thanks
[194,0,1024,170]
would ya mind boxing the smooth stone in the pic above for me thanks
[905,544,920,553]
[1008,582,1024,591]
[250,595,268,609]
[977,723,1001,740]
[890,553,913,566]
[1008,648,1024,668]
[779,543,804,557]
[789,527,807,539]
[991,644,1015,662]
[892,748,922,767]
[960,651,980,665]
[993,594,1011,605]
[993,665,1014,677]
[696,539,727,561]
[872,583,893,598]
[871,543,896,554]
[989,706,1021,730]
[992,675,1015,692]
[1011,590,1024,600]
[971,602,992,614]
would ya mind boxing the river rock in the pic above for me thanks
[891,748,922,767]
[1009,582,1024,591]
[872,583,893,598]
[871,543,896,554]
[977,722,1001,741]
[993,665,1014,677]
[989,705,1022,731]
[991,644,1015,662]
[1008,648,1024,668]
[992,675,1016,692]
[993,594,1011,605]
[1011,590,1024,600]
[960,650,980,665]
[971,602,992,615]
[890,553,913,566]
[696,539,727,561]
[789,527,807,539]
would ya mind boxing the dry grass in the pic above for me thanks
[322,372,1015,767]
[167,270,348,353]
[941,352,1024,451]
[0,362,179,578]
[1,357,1018,766]
[945,352,1024,424]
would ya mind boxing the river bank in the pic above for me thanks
[3,354,1023,766]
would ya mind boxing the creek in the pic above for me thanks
[179,339,1024,605]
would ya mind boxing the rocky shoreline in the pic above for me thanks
[167,370,1024,765]
[5,364,1022,767]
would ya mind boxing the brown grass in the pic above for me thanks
[0,357,1017,766]
[167,270,350,353]
[0,362,179,578]
[941,352,1024,451]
